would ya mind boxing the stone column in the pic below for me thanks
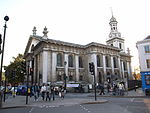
[64,53,68,77]
[51,52,57,81]
[127,61,132,79]
[121,61,125,79]
[118,56,122,79]
[75,55,79,81]
[42,50,48,83]
[111,56,114,75]
[103,54,106,80]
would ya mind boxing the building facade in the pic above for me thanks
[136,36,150,72]
[24,16,132,86]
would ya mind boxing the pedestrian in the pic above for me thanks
[107,84,111,93]
[40,83,46,101]
[118,82,124,96]
[46,84,51,101]
[33,83,39,101]
[61,87,65,99]
[99,84,105,95]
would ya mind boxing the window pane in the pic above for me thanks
[145,75,150,85]
[68,55,73,67]
[57,53,62,66]
[97,55,100,67]
[144,45,150,53]
[146,59,150,68]
[79,56,83,68]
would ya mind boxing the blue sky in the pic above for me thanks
[0,0,150,71]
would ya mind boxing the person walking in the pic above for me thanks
[118,82,124,96]
[41,84,46,101]
[60,87,65,99]
[33,83,39,101]
[46,84,51,101]
[99,84,105,95]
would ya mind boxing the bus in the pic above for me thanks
[141,72,150,95]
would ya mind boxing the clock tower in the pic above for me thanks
[106,15,125,52]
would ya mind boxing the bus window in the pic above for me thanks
[145,75,150,85]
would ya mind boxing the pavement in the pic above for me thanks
[1,88,147,109]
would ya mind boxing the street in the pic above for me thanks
[0,97,150,113]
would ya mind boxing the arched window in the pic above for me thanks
[57,53,63,67]
[97,55,100,67]
[68,55,74,67]
[79,56,83,68]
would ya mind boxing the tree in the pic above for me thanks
[5,54,25,85]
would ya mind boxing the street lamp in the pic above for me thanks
[0,16,9,108]
[64,61,67,91]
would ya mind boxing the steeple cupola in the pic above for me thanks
[106,15,125,52]
[109,15,121,39]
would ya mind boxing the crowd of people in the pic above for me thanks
[98,81,126,96]
[4,83,66,101]
[29,83,66,101]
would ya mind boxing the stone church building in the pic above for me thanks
[24,15,132,86]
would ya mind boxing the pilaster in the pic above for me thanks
[52,52,57,81]
[75,55,79,81]
[42,50,48,83]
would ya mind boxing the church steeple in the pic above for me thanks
[109,15,121,39]
[106,14,125,52]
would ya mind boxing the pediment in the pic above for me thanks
[24,35,42,56]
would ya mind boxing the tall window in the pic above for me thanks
[144,45,150,53]
[123,61,127,70]
[113,57,117,68]
[79,56,83,68]
[97,55,100,67]
[105,56,109,67]
[57,53,63,67]
[68,55,74,67]
[57,75,62,81]
[69,76,73,81]
[119,43,122,49]
[79,75,83,81]
[146,59,150,68]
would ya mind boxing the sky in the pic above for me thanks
[0,0,150,72]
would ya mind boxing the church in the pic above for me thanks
[24,15,132,87]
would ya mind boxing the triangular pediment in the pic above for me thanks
[24,35,42,56]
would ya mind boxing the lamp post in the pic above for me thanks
[0,16,9,108]
[64,61,67,91]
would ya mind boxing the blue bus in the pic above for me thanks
[141,72,150,95]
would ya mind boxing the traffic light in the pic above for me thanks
[21,61,26,74]
[89,62,95,75]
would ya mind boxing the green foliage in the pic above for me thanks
[5,54,25,84]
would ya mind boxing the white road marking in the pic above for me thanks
[80,105,91,113]
[29,107,34,113]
